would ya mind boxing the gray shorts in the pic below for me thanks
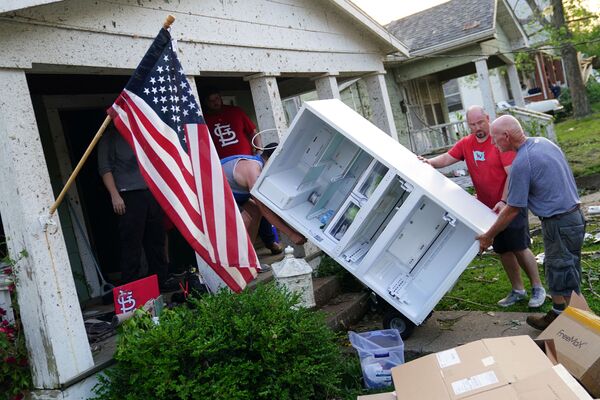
[541,209,586,296]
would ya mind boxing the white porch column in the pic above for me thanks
[507,63,525,107]
[245,73,287,145]
[314,72,340,100]
[363,72,399,141]
[474,57,496,119]
[0,69,93,388]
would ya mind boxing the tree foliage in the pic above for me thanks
[519,0,598,117]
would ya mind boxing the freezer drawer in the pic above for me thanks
[252,99,497,325]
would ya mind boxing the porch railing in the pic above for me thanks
[407,108,556,155]
[409,120,470,155]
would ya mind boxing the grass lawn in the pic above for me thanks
[555,106,600,178]
[436,219,600,314]
[436,104,600,315]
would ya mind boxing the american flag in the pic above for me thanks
[108,27,258,292]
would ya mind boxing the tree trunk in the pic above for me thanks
[551,0,591,118]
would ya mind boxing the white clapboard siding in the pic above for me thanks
[0,0,389,73]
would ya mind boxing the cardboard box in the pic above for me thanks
[538,293,600,397]
[390,335,589,399]
[356,392,396,400]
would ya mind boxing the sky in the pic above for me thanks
[350,0,450,25]
[350,0,600,25]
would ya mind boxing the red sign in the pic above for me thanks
[113,275,160,315]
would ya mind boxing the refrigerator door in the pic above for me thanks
[252,99,497,325]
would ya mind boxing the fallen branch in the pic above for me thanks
[445,296,493,310]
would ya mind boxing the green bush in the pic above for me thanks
[93,284,344,400]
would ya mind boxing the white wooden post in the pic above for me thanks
[363,72,399,141]
[0,69,94,388]
[474,57,496,119]
[245,73,287,144]
[507,63,525,107]
[314,73,340,100]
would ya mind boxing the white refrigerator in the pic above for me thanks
[251,99,497,327]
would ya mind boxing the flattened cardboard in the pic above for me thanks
[511,364,593,400]
[538,292,600,397]
[391,336,555,400]
[356,392,396,400]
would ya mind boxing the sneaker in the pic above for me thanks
[257,263,272,273]
[528,287,547,308]
[159,277,181,292]
[497,290,527,307]
[526,310,559,330]
[266,242,284,255]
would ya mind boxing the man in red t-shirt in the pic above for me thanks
[419,105,546,308]
[203,88,262,159]
[201,87,282,255]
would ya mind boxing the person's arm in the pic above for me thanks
[476,205,520,252]
[418,152,459,169]
[101,172,126,215]
[98,131,125,215]
[492,165,511,213]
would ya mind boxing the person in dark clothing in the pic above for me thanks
[98,127,178,292]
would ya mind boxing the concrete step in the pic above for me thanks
[321,291,370,332]
[312,275,342,308]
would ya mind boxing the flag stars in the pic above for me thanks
[156,66,164,73]
[151,87,158,94]
[174,96,179,103]
[189,102,196,109]
[183,109,189,117]
[143,88,150,95]
[158,76,165,84]
[149,77,156,85]
[159,86,166,94]
[180,81,188,89]
[160,96,167,103]
[161,106,168,113]
[163,55,169,62]
[179,68,185,74]
[152,97,159,104]
[181,95,188,103]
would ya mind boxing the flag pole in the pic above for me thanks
[47,15,176,217]
[48,114,112,216]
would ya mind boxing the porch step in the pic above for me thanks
[313,275,342,308]
[321,291,370,332]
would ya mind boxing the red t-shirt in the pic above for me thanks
[448,135,516,209]
[204,105,256,158]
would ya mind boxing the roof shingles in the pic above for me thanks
[385,0,496,53]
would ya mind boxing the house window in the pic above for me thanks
[443,80,463,112]
[405,77,446,130]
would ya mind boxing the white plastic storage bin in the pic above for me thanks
[252,99,497,326]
